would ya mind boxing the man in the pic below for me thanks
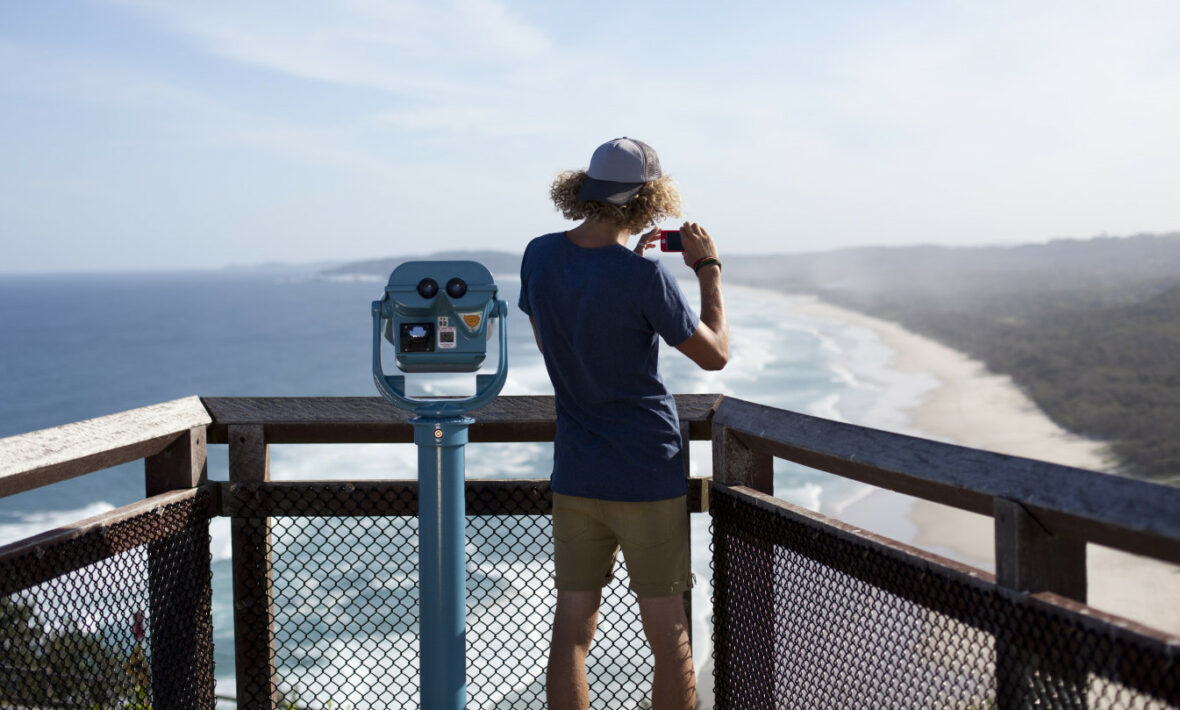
[518,137,729,710]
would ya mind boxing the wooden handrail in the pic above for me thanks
[4,392,1174,570]
[711,396,1180,573]
[6,392,1177,581]
[201,394,722,444]
[0,396,211,499]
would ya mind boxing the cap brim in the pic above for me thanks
[577,177,644,206]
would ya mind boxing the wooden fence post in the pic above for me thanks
[229,424,281,709]
[143,426,214,708]
[144,425,208,496]
[713,425,774,494]
[712,423,776,708]
[994,498,1086,600]
[993,498,1087,709]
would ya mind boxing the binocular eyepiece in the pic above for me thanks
[414,276,469,300]
[417,278,438,299]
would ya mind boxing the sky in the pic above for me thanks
[1,0,1178,272]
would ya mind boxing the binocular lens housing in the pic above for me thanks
[374,259,508,417]
[446,278,468,298]
[377,261,497,374]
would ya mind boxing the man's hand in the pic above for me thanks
[678,222,719,269]
[634,227,661,255]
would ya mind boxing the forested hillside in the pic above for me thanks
[727,233,1180,483]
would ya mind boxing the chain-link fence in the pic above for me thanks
[8,472,1176,710]
[0,488,215,709]
[226,480,659,710]
[711,483,1180,710]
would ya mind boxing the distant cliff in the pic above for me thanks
[323,250,523,280]
[328,232,1180,483]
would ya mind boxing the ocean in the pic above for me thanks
[0,267,941,703]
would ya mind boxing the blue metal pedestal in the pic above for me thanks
[413,416,473,710]
[371,261,509,710]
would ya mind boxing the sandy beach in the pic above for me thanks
[786,295,1180,637]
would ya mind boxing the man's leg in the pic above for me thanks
[638,594,696,710]
[547,589,602,710]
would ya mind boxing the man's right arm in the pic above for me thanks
[675,223,729,371]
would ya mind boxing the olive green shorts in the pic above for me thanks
[551,492,693,598]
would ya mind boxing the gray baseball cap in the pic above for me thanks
[577,137,663,205]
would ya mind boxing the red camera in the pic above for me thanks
[659,230,683,252]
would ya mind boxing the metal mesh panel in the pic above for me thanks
[711,484,1180,710]
[228,481,655,709]
[0,489,215,709]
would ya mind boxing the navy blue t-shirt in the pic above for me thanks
[518,232,699,501]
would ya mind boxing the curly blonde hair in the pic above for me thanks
[549,170,682,234]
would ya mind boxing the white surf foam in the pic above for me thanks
[0,502,117,547]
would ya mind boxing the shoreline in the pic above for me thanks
[784,294,1180,636]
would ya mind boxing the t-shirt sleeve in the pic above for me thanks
[642,261,698,347]
[517,243,533,316]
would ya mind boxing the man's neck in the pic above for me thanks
[565,220,631,249]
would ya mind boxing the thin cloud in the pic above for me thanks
[3,1,1178,270]
[107,0,556,97]
[0,38,402,180]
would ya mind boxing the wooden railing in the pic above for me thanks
[0,396,216,707]
[202,394,717,707]
[709,396,1180,709]
[0,395,214,597]
[3,394,1179,709]
[710,396,1180,602]
[0,396,211,500]
[0,394,719,708]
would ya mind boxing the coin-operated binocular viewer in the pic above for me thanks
[372,261,508,710]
